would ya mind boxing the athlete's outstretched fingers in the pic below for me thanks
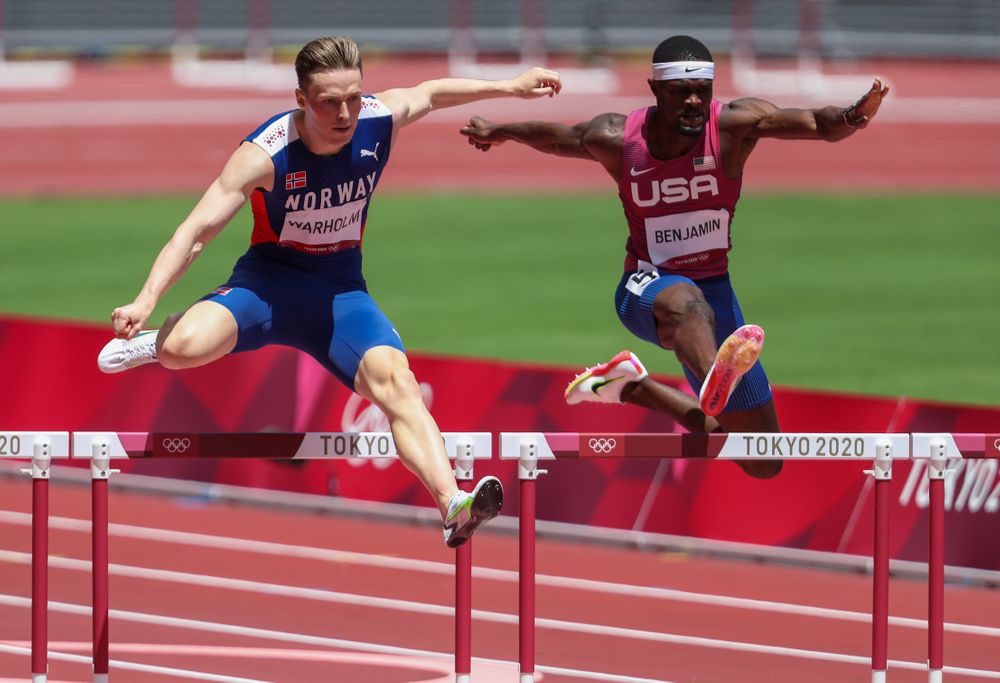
[852,77,890,125]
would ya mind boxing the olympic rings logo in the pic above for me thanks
[588,438,617,454]
[162,437,191,454]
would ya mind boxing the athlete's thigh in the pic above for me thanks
[323,290,405,391]
[163,300,239,362]
[682,275,773,413]
[614,270,696,348]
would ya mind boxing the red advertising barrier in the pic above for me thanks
[2,315,998,569]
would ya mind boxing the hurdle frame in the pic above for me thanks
[0,432,71,683]
[502,431,908,683]
[8,430,998,681]
[911,433,999,683]
[71,430,491,683]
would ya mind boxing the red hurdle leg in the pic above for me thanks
[872,479,890,682]
[92,477,109,681]
[868,441,894,683]
[31,453,50,683]
[518,440,545,683]
[91,445,116,683]
[927,439,949,683]
[453,441,475,683]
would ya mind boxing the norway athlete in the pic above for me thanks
[98,36,562,546]
[461,35,888,478]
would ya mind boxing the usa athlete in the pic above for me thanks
[461,35,888,478]
[98,36,562,545]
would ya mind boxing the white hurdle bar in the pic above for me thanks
[500,431,909,683]
[71,431,490,683]
[1,431,71,683]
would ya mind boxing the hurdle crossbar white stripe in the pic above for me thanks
[501,432,909,460]
[0,432,70,460]
[72,431,491,460]
[912,432,999,460]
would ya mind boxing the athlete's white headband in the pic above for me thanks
[651,61,715,81]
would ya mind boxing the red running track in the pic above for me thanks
[1,476,998,682]
[1,57,999,195]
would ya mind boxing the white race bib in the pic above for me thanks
[645,209,730,266]
[280,198,365,251]
[625,268,660,296]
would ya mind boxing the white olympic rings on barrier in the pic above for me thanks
[162,438,191,454]
[588,438,617,454]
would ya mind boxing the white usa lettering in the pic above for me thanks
[631,174,719,207]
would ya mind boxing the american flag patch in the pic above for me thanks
[285,171,307,190]
[693,156,717,172]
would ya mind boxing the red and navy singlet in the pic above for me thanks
[245,96,393,272]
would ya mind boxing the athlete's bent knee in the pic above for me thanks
[653,283,713,348]
[358,355,423,410]
[158,322,201,368]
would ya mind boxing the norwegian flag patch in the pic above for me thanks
[285,171,307,190]
[693,156,717,172]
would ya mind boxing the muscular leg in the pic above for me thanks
[622,282,781,477]
[157,300,239,369]
[622,379,719,433]
[354,345,458,516]
[611,282,722,430]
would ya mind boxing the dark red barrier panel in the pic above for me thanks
[2,315,1000,569]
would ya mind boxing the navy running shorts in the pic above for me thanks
[201,247,404,391]
[614,270,772,413]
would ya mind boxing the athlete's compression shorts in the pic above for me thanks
[202,247,404,391]
[614,270,772,413]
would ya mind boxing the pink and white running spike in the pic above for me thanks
[699,324,765,417]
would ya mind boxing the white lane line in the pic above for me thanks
[1,642,461,683]
[3,593,999,680]
[0,641,269,682]
[2,511,997,639]
[0,595,669,683]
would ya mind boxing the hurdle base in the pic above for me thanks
[928,670,942,683]
[32,674,46,683]
[520,674,534,683]
[93,674,109,683]
[455,675,470,683]
[871,670,885,683]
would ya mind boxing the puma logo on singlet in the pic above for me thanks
[361,142,380,162]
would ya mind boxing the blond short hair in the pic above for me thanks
[295,36,363,89]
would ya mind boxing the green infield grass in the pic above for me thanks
[1,192,997,406]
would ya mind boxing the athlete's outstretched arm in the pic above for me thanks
[460,112,626,178]
[724,77,890,143]
[461,111,625,159]
[110,142,273,340]
[375,67,561,135]
[459,115,593,158]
